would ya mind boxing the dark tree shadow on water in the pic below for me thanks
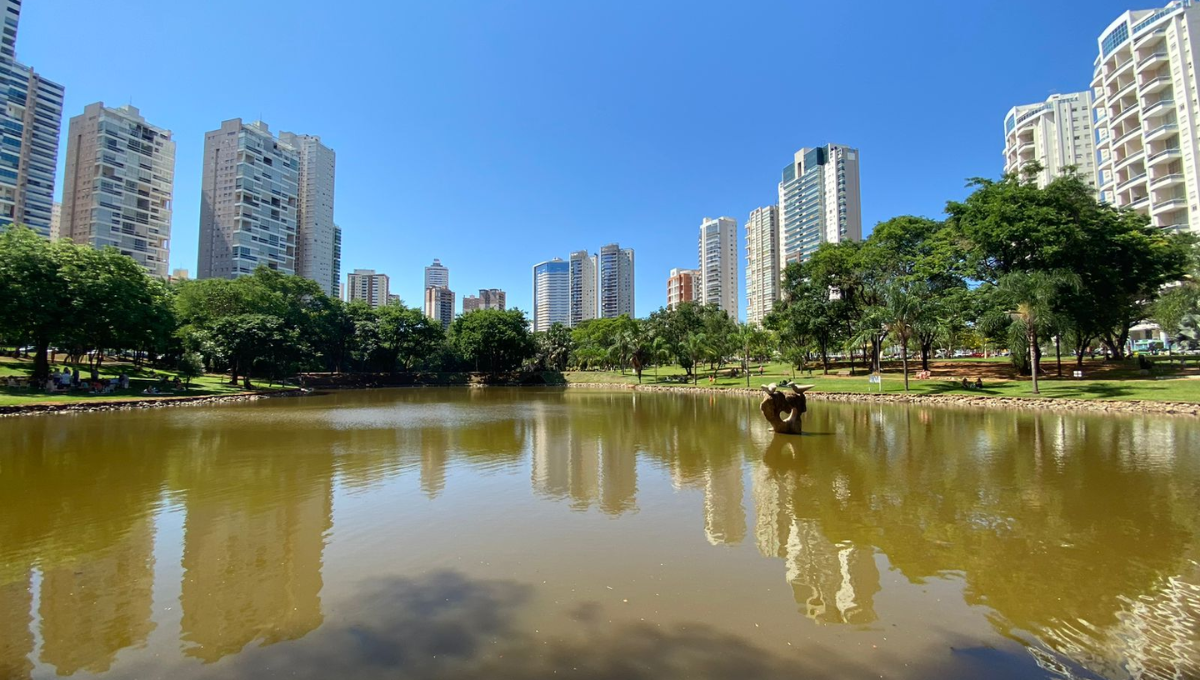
[169,570,1054,680]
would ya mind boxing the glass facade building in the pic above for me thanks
[0,0,64,237]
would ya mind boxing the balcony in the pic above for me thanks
[1147,147,1182,166]
[1141,76,1172,94]
[1016,140,1035,156]
[1129,195,1151,211]
[1112,126,1142,146]
[1145,122,1178,142]
[1137,50,1168,69]
[1150,173,1184,189]
[1142,98,1175,117]
[1112,79,1140,100]
[1113,103,1141,126]
[1117,172,1148,190]
[1105,57,1135,85]
[1152,197,1188,214]
[1114,149,1145,171]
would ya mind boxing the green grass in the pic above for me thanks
[563,360,1200,403]
[0,357,281,407]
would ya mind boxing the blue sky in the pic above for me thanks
[22,0,1135,318]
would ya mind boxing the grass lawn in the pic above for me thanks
[563,360,1200,403]
[0,357,281,407]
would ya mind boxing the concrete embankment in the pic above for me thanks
[563,382,1200,417]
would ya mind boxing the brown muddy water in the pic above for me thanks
[1,387,1198,680]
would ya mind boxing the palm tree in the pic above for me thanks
[651,335,671,381]
[999,271,1073,395]
[883,282,926,392]
[682,332,709,385]
[608,331,634,375]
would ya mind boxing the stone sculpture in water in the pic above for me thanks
[759,383,813,435]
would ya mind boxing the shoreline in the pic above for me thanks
[562,382,1200,416]
[3,379,1198,418]
[0,388,305,418]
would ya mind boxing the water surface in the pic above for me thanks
[1,388,1198,679]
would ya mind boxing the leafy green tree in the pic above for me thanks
[377,302,444,371]
[682,333,709,385]
[1149,283,1200,353]
[177,351,204,390]
[448,308,535,373]
[201,313,295,388]
[536,322,574,372]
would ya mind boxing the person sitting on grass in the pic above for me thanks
[974,377,984,390]
[172,377,183,391]
[961,377,971,390]
[142,385,159,395]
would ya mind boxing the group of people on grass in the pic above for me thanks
[3,368,184,395]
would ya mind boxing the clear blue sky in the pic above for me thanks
[21,0,1135,318]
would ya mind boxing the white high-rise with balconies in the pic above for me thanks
[1093,0,1200,232]
[568,250,597,327]
[1003,92,1097,191]
[280,132,337,296]
[698,217,737,319]
[598,244,634,319]
[346,268,389,308]
[61,103,175,278]
[777,145,861,267]
[744,206,779,325]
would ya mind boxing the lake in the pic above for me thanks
[1,387,1198,679]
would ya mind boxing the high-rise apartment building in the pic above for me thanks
[568,250,597,327]
[280,132,337,296]
[697,217,737,319]
[777,144,862,266]
[1003,92,1097,190]
[424,258,449,289]
[667,268,697,310]
[463,288,506,313]
[745,206,779,324]
[198,119,299,279]
[332,224,342,296]
[424,286,455,329]
[1093,1,1200,232]
[61,103,176,277]
[0,0,64,237]
[533,258,570,332]
[49,201,59,238]
[346,268,390,308]
[597,243,634,319]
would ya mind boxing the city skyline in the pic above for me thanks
[16,0,1171,319]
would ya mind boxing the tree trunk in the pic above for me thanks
[32,339,50,382]
[1029,328,1039,395]
[901,341,910,392]
[1055,335,1062,378]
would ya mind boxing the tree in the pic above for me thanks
[448,309,535,373]
[883,282,927,391]
[377,303,444,371]
[537,323,574,372]
[1149,283,1200,353]
[998,271,1071,395]
[682,333,709,385]
[177,351,204,390]
[201,314,294,388]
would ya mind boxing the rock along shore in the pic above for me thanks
[562,382,1200,417]
[0,388,306,418]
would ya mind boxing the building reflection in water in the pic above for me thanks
[178,454,334,662]
[531,399,637,515]
[0,573,34,680]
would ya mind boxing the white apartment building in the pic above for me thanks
[1093,0,1200,232]
[346,268,389,308]
[666,267,697,310]
[1003,92,1097,190]
[280,132,338,296]
[698,217,737,319]
[0,0,63,238]
[533,258,570,332]
[198,119,299,279]
[569,249,597,326]
[424,285,455,329]
[49,201,59,239]
[744,206,779,324]
[424,258,449,289]
[598,243,634,319]
[777,144,862,267]
[61,103,175,277]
